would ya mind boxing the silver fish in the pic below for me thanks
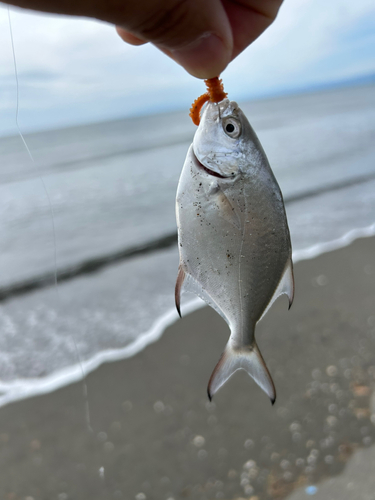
[175,98,294,403]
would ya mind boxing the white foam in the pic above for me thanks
[0,223,374,409]
[292,223,375,262]
[0,297,204,408]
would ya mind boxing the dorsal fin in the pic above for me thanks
[259,258,294,322]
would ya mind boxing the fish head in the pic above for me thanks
[193,98,261,178]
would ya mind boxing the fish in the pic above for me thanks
[175,79,294,403]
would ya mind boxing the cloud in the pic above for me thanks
[226,0,375,97]
[0,0,374,135]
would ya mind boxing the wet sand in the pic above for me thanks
[0,236,374,500]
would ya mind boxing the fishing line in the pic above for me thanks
[7,6,93,433]
[7,6,33,163]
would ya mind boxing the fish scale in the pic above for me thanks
[175,96,294,403]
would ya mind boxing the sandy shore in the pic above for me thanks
[0,236,374,500]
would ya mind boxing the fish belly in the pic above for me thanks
[176,147,291,332]
[175,146,293,403]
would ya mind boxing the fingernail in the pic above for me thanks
[166,33,231,79]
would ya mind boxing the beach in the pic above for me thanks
[0,234,374,500]
[0,0,374,495]
[0,83,374,498]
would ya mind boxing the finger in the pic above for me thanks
[223,0,283,60]
[5,0,233,79]
[116,27,147,46]
[98,0,234,79]
[158,32,231,79]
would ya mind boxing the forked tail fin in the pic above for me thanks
[207,342,276,404]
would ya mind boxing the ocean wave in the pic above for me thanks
[0,223,374,409]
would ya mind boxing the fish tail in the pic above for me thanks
[207,341,276,404]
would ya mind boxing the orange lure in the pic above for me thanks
[189,77,228,126]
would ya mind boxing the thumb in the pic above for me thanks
[112,0,233,79]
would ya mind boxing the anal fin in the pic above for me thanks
[175,265,185,318]
[175,267,229,324]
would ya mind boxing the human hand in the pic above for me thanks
[4,0,283,79]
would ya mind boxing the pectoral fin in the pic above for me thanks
[214,191,241,229]
[204,183,241,230]
[207,341,276,404]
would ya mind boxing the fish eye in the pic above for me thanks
[223,117,241,138]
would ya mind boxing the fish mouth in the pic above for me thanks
[192,150,229,179]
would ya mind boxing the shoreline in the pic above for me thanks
[0,224,373,411]
[0,234,374,499]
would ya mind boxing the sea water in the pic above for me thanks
[0,83,374,407]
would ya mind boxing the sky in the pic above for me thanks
[0,0,374,135]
